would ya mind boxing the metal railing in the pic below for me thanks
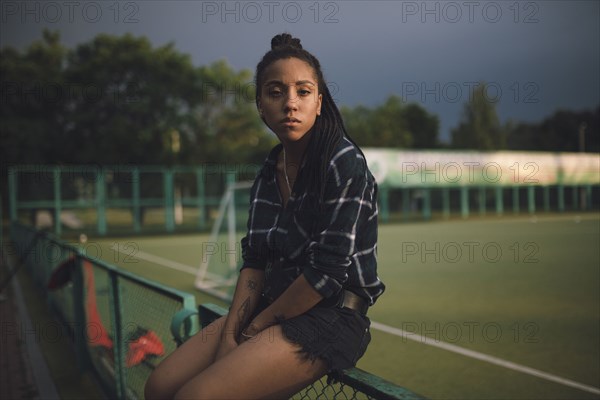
[10,222,199,399]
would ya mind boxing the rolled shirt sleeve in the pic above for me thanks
[303,147,375,299]
[241,235,266,271]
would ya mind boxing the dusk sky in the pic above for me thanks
[2,0,599,143]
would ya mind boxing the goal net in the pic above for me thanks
[194,180,253,301]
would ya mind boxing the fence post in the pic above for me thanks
[96,169,107,236]
[108,271,126,399]
[422,188,431,221]
[442,187,450,219]
[165,169,175,233]
[460,186,469,218]
[585,185,592,210]
[478,186,486,215]
[226,172,237,268]
[527,186,535,214]
[512,186,520,214]
[401,188,409,221]
[53,167,62,236]
[495,186,503,216]
[9,167,18,221]
[72,254,92,373]
[558,184,565,212]
[543,186,550,212]
[132,168,141,233]
[196,166,206,230]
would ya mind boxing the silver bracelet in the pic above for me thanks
[240,331,255,339]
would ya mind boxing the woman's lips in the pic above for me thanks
[280,117,301,126]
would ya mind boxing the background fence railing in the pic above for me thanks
[8,165,258,236]
[8,164,599,237]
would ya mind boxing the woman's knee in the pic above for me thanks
[144,368,170,400]
[172,380,212,400]
[143,317,228,399]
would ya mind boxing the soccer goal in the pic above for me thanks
[194,180,253,301]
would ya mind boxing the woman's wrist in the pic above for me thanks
[241,321,261,338]
[221,318,244,340]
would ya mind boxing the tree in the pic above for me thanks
[63,33,203,165]
[341,96,439,148]
[1,31,277,169]
[342,96,412,148]
[370,95,413,148]
[404,103,440,148]
[190,60,275,166]
[0,29,67,165]
[506,107,599,153]
[341,104,374,146]
[451,82,506,150]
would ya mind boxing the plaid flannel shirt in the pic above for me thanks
[241,137,385,306]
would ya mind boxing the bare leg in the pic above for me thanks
[144,316,227,400]
[173,324,327,400]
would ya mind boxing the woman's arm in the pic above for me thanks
[216,267,264,356]
[240,274,322,339]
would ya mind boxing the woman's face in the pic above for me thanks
[258,57,322,144]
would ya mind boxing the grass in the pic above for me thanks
[9,211,600,399]
[362,214,599,399]
[89,212,599,400]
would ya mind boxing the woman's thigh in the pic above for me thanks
[173,325,328,400]
[145,315,227,400]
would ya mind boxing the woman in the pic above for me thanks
[145,33,385,400]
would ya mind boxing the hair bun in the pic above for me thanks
[271,33,302,50]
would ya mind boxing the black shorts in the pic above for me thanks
[253,295,371,373]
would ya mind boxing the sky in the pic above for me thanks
[2,0,599,143]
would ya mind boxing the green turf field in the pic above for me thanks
[84,213,600,400]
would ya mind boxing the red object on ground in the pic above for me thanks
[47,257,76,290]
[47,257,165,367]
[126,330,165,367]
[83,260,113,349]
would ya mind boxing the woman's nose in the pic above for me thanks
[283,87,298,111]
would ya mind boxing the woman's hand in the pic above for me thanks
[238,321,263,344]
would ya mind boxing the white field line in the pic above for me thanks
[110,243,600,395]
[371,321,600,395]
[110,243,226,283]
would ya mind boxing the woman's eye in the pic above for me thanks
[298,89,311,96]
[269,90,282,97]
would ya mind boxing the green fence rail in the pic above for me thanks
[10,222,425,399]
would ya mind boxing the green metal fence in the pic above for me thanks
[9,164,598,237]
[380,184,598,222]
[10,222,199,400]
[10,222,425,399]
[8,164,258,236]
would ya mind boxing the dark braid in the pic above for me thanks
[255,33,354,211]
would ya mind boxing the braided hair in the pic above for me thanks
[255,33,354,211]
